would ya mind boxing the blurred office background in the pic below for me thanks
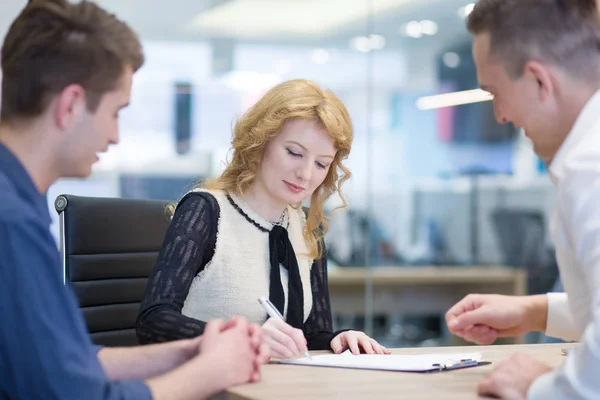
[0,0,561,347]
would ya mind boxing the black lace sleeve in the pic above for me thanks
[136,191,219,344]
[303,240,348,350]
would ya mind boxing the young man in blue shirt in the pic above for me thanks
[0,1,268,399]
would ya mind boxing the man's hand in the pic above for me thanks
[478,353,552,400]
[199,318,263,388]
[445,294,548,345]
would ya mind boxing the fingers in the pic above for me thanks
[330,335,344,354]
[248,323,263,349]
[256,343,271,365]
[264,335,296,359]
[203,319,224,340]
[477,376,500,398]
[250,369,262,383]
[448,305,498,334]
[446,294,484,329]
[369,338,390,355]
[268,318,308,353]
[454,324,498,345]
[347,336,361,355]
[220,318,238,332]
[263,318,306,356]
[351,334,389,355]
[357,335,375,354]
[330,332,390,355]
[250,344,269,383]
[477,371,519,400]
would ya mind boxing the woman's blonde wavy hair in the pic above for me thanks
[176,79,353,259]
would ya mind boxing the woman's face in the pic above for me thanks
[256,118,336,206]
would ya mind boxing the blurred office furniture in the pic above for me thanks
[491,208,558,295]
[327,266,528,345]
[55,194,171,346]
[410,175,555,266]
[326,209,402,266]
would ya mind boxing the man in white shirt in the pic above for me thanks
[445,0,600,399]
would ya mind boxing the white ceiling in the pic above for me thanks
[0,0,473,54]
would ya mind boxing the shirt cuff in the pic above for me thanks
[527,370,557,400]
[546,293,581,342]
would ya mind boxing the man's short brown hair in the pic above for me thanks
[467,0,600,80]
[1,0,144,123]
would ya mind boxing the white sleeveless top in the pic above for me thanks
[181,189,314,325]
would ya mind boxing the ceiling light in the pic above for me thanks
[420,20,438,36]
[458,3,475,18]
[188,0,420,38]
[312,48,330,64]
[402,21,423,38]
[442,52,460,68]
[416,89,493,110]
[350,36,371,53]
[401,20,438,38]
[349,34,386,52]
[369,34,386,50]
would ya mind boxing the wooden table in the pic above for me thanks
[327,266,528,316]
[216,343,574,400]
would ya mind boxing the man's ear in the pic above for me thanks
[54,84,86,131]
[523,60,554,102]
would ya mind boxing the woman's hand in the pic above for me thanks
[261,317,308,359]
[330,331,391,355]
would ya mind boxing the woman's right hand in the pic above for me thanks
[261,317,308,359]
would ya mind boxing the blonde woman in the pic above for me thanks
[137,79,389,358]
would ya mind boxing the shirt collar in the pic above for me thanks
[548,89,600,184]
[0,143,51,225]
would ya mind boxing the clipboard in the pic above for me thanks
[280,350,491,373]
[425,358,492,373]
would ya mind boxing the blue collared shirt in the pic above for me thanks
[0,144,151,400]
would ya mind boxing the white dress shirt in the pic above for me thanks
[528,90,600,399]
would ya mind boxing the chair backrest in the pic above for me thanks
[491,208,558,294]
[491,208,546,268]
[55,194,171,347]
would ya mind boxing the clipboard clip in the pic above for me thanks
[432,359,479,371]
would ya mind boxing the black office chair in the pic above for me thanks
[491,208,558,295]
[55,194,171,347]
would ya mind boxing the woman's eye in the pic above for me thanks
[286,149,301,157]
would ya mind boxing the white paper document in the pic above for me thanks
[280,350,485,372]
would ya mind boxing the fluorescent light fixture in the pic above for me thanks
[403,21,422,38]
[350,34,386,52]
[370,34,386,50]
[420,20,438,36]
[401,20,438,38]
[416,89,493,110]
[458,3,475,18]
[188,0,418,38]
[350,36,371,52]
